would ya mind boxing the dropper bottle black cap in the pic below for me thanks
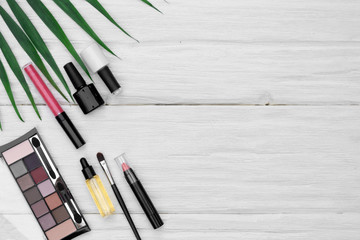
[64,62,104,114]
[80,158,96,180]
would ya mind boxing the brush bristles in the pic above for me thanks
[97,152,105,162]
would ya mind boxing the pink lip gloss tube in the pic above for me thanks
[23,63,85,149]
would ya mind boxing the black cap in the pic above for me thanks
[64,62,86,90]
[64,62,105,115]
[56,112,85,149]
[80,158,96,180]
[149,212,164,229]
[98,66,121,94]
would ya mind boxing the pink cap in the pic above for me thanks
[114,153,131,172]
[23,63,63,116]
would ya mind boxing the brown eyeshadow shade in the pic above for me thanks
[45,193,62,210]
[31,200,49,218]
[24,187,42,205]
[52,206,70,224]
[45,219,76,240]
[39,213,56,231]
[31,167,48,184]
[23,152,42,171]
[17,174,34,191]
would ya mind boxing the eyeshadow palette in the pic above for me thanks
[0,129,90,240]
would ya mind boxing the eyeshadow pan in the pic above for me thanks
[9,160,27,178]
[45,219,76,240]
[24,187,42,205]
[52,206,70,224]
[3,140,34,165]
[31,167,48,184]
[45,193,62,210]
[24,153,42,171]
[39,213,56,231]
[38,179,55,197]
[31,200,49,218]
[17,174,34,191]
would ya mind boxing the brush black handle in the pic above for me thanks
[112,184,141,240]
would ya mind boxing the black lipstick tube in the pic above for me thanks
[115,154,164,229]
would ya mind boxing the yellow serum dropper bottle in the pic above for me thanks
[80,158,115,217]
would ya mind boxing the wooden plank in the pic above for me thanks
[1,0,360,42]
[0,42,359,106]
[1,213,359,240]
[0,106,359,214]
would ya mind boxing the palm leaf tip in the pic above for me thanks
[0,58,24,122]
[0,6,69,102]
[85,0,139,42]
[141,0,163,14]
[53,0,119,57]
[7,0,73,101]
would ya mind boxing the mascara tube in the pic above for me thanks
[114,154,164,229]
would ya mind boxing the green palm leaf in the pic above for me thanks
[53,0,120,56]
[0,31,41,120]
[0,58,24,122]
[26,0,92,80]
[85,0,139,41]
[139,0,162,13]
[0,6,69,102]
[7,0,73,101]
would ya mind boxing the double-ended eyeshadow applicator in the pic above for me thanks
[97,153,141,240]
[23,63,85,149]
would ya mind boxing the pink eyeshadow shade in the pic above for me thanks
[38,179,55,197]
[3,141,34,165]
[45,219,76,240]
[31,200,49,218]
[38,213,56,231]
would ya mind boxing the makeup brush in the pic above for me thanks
[97,153,141,240]
[31,138,56,179]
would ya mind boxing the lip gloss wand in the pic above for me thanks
[97,153,141,240]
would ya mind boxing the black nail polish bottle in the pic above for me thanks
[64,62,105,114]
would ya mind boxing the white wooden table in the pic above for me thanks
[0,0,360,239]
